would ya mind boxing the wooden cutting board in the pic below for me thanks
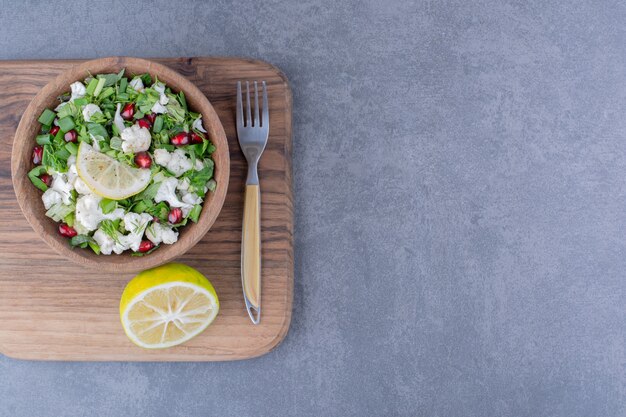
[0,57,293,361]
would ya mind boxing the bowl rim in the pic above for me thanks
[11,56,230,272]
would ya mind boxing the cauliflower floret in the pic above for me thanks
[114,103,126,133]
[70,81,86,101]
[154,178,187,208]
[51,172,74,205]
[74,177,92,195]
[123,212,152,236]
[181,192,202,217]
[153,82,170,105]
[82,103,102,122]
[151,101,167,114]
[120,124,151,153]
[169,149,193,176]
[192,117,207,133]
[42,188,62,210]
[75,194,125,232]
[153,148,171,166]
[146,222,179,245]
[129,77,144,92]
[67,163,78,185]
[153,148,193,177]
[176,177,190,192]
[93,229,115,255]
[181,192,202,206]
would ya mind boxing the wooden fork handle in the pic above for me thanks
[241,184,261,323]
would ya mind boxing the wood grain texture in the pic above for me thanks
[242,184,261,308]
[0,57,293,361]
[11,57,230,273]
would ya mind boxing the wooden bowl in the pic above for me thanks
[11,57,230,272]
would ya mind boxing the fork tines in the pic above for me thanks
[236,81,268,129]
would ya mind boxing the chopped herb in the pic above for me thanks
[99,198,117,214]
[37,109,56,126]
[57,116,75,132]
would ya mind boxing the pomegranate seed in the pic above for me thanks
[137,240,155,253]
[168,208,183,224]
[32,146,43,165]
[137,118,151,130]
[49,125,60,136]
[64,130,77,143]
[189,132,204,144]
[145,113,157,124]
[170,132,189,146]
[58,223,77,238]
[134,151,152,168]
[40,173,53,187]
[121,103,135,120]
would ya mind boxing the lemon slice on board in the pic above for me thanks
[120,263,219,349]
[76,142,151,200]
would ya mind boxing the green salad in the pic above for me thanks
[28,69,216,255]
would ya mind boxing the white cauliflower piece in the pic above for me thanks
[154,178,187,208]
[192,117,207,133]
[153,82,169,105]
[182,192,202,206]
[176,177,190,192]
[74,177,92,195]
[168,149,193,176]
[82,103,102,122]
[151,101,167,114]
[146,222,179,245]
[67,161,78,184]
[55,102,67,112]
[67,163,92,194]
[194,159,204,171]
[123,212,152,236]
[153,148,171,166]
[120,124,152,153]
[93,229,115,255]
[75,194,125,232]
[181,192,202,216]
[153,148,193,177]
[42,189,62,210]
[114,103,126,134]
[70,81,86,101]
[129,77,144,92]
[51,171,73,205]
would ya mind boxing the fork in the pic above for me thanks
[236,81,269,324]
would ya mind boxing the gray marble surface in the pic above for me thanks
[1,0,625,416]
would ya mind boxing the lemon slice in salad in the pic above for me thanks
[120,263,220,349]
[76,142,151,200]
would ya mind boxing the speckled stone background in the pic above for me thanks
[1,0,625,416]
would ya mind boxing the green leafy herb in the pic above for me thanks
[46,202,75,222]
[65,141,78,155]
[153,115,164,132]
[99,219,121,243]
[87,123,108,139]
[27,166,49,191]
[188,204,202,222]
[85,78,99,96]
[99,198,117,214]
[57,116,75,132]
[93,77,106,97]
[70,234,95,249]
[36,134,52,145]
[88,241,101,255]
[38,109,56,126]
